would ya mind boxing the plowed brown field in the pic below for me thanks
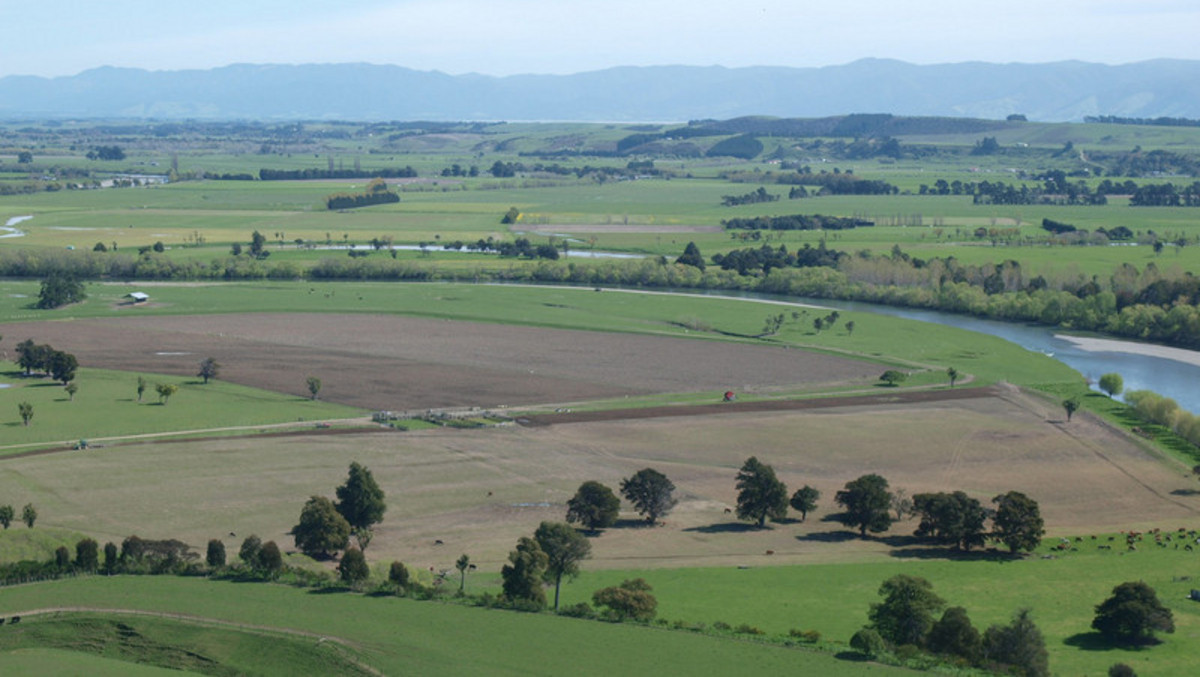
[2,313,880,411]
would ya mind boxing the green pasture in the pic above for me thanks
[0,576,913,676]
[0,648,188,676]
[0,362,362,451]
[0,614,372,676]
[559,539,1200,677]
[0,279,1082,392]
[6,171,1200,279]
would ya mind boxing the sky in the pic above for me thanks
[2,0,1196,79]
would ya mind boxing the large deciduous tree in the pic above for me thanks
[37,272,86,309]
[991,491,1044,553]
[293,495,351,558]
[48,351,78,384]
[566,481,621,531]
[18,401,33,426]
[835,474,894,537]
[335,462,386,531]
[912,491,989,551]
[501,536,548,609]
[620,468,677,525]
[735,456,788,527]
[868,574,945,647]
[1092,581,1174,645]
[534,521,592,611]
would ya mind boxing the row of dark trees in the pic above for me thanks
[721,213,873,231]
[720,186,779,207]
[14,339,77,384]
[853,574,1050,676]
[260,166,417,180]
[710,242,844,275]
[325,178,401,210]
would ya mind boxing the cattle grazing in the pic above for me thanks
[765,550,775,555]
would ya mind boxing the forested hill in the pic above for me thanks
[2,59,1199,122]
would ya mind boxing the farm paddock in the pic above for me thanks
[0,313,881,411]
[1,383,1193,573]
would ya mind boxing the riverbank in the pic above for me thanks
[1055,334,1200,369]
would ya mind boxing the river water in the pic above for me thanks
[777,296,1200,414]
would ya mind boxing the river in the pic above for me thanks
[775,295,1200,414]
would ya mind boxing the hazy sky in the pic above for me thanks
[2,0,1195,78]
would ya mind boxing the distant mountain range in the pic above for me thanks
[2,59,1198,122]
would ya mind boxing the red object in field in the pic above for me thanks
[724,391,736,402]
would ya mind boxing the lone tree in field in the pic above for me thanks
[566,481,621,531]
[789,485,820,522]
[335,462,387,532]
[293,495,351,558]
[37,271,86,309]
[197,357,220,384]
[620,468,677,525]
[456,554,471,593]
[18,401,33,426]
[534,521,592,611]
[835,474,894,537]
[306,376,322,400]
[1092,581,1174,645]
[0,505,13,529]
[735,456,789,527]
[1062,397,1080,422]
[880,370,908,387]
[136,376,147,402]
[1099,373,1124,398]
[155,383,178,404]
[947,367,960,388]
[501,536,549,608]
[338,546,370,584]
[991,491,1045,554]
[65,382,78,401]
[22,503,37,528]
[868,574,945,647]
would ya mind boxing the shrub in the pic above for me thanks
[558,602,595,619]
[850,628,887,657]
[735,623,765,635]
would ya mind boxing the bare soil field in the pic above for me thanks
[1,314,879,411]
[7,385,1195,574]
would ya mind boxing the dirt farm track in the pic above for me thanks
[1,313,881,411]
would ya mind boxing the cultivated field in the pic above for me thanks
[2,384,1192,572]
[0,312,880,412]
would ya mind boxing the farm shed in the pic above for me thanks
[126,292,149,303]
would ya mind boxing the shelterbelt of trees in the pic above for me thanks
[9,237,1200,350]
